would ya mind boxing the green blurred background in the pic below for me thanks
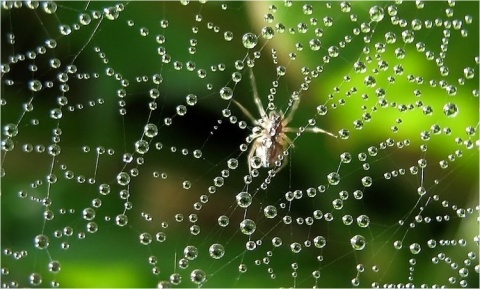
[1,1,478,287]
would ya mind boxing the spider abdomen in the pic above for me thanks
[254,134,286,169]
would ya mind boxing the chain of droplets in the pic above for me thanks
[164,2,378,286]
[1,1,478,288]
[105,2,272,287]
[0,2,131,288]
[232,3,380,285]
[167,1,477,287]
[227,1,477,287]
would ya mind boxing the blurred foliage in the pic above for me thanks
[1,1,478,288]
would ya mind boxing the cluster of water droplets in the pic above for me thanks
[1,1,478,288]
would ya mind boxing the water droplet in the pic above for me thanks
[338,129,350,139]
[29,272,42,286]
[115,214,128,226]
[209,243,225,259]
[290,242,302,253]
[242,33,258,49]
[34,234,49,249]
[149,88,160,99]
[460,64,472,80]
[361,176,372,187]
[316,105,328,115]
[218,215,229,227]
[104,6,119,20]
[42,1,57,14]
[443,103,458,117]
[328,46,340,57]
[224,31,233,41]
[276,65,286,76]
[184,245,198,260]
[350,235,366,250]
[82,208,95,221]
[353,61,366,73]
[364,75,376,87]
[213,177,224,187]
[369,6,384,22]
[327,172,341,185]
[135,140,149,154]
[393,240,403,249]
[261,26,274,39]
[155,232,166,242]
[50,108,63,120]
[227,158,238,169]
[183,181,192,190]
[79,13,91,25]
[144,123,158,138]
[190,269,207,285]
[357,215,370,228]
[220,86,233,100]
[3,123,18,137]
[340,2,352,12]
[139,232,152,245]
[323,16,334,26]
[193,149,202,158]
[175,105,187,116]
[236,192,252,208]
[240,219,256,235]
[401,29,415,43]
[29,80,42,91]
[309,38,321,51]
[186,94,197,106]
[86,222,98,233]
[314,236,326,248]
[409,242,421,254]
[116,172,131,186]
[264,205,277,218]
[59,24,72,36]
[48,260,61,273]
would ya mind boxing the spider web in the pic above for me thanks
[1,1,479,288]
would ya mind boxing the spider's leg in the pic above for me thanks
[232,99,257,124]
[285,126,337,138]
[247,137,259,175]
[283,94,300,125]
[280,133,295,147]
[249,67,267,119]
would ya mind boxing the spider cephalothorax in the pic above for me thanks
[233,68,336,174]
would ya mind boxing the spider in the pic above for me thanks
[233,68,337,174]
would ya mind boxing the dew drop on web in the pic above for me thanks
[350,235,366,250]
[242,32,258,49]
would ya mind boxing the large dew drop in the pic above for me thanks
[184,245,199,260]
[242,33,258,49]
[115,214,128,227]
[135,140,149,154]
[409,242,421,254]
[443,103,459,117]
[144,123,158,138]
[104,6,119,20]
[29,272,42,286]
[369,6,384,22]
[219,87,233,100]
[34,234,49,249]
[116,172,131,186]
[350,235,366,250]
[236,192,252,208]
[264,205,277,218]
[208,243,225,259]
[327,172,341,185]
[190,269,207,285]
[239,219,256,235]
